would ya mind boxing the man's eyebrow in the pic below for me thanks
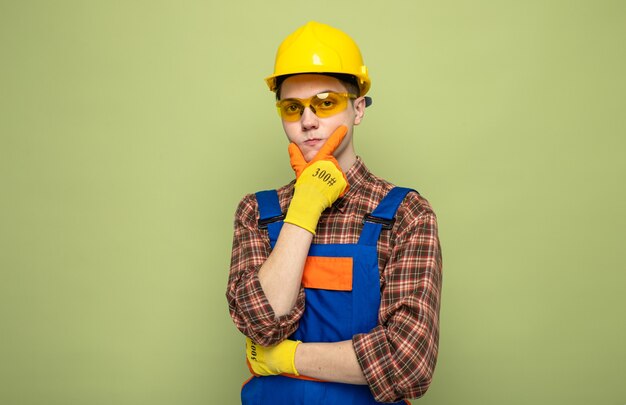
[281,90,339,100]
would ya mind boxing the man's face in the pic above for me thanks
[279,74,365,166]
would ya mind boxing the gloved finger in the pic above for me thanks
[288,142,307,177]
[315,125,348,160]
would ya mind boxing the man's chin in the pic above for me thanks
[303,149,319,162]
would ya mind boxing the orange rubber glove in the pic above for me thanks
[283,126,350,234]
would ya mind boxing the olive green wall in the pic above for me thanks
[1,1,624,404]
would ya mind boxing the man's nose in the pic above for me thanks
[300,106,319,130]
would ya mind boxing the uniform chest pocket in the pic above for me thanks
[301,256,353,291]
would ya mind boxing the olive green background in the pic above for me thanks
[1,1,625,404]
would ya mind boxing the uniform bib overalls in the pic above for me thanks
[241,187,415,405]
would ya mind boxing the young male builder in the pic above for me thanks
[227,21,442,404]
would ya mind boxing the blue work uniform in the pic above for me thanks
[241,187,415,405]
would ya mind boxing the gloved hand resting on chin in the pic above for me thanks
[284,125,349,234]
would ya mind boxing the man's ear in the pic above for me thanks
[353,97,366,126]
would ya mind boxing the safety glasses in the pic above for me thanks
[276,92,357,122]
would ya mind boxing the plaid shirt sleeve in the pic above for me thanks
[225,193,305,346]
[353,193,443,403]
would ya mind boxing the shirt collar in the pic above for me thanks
[334,156,371,213]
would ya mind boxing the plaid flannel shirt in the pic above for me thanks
[227,157,442,402]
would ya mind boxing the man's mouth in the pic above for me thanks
[304,138,322,146]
